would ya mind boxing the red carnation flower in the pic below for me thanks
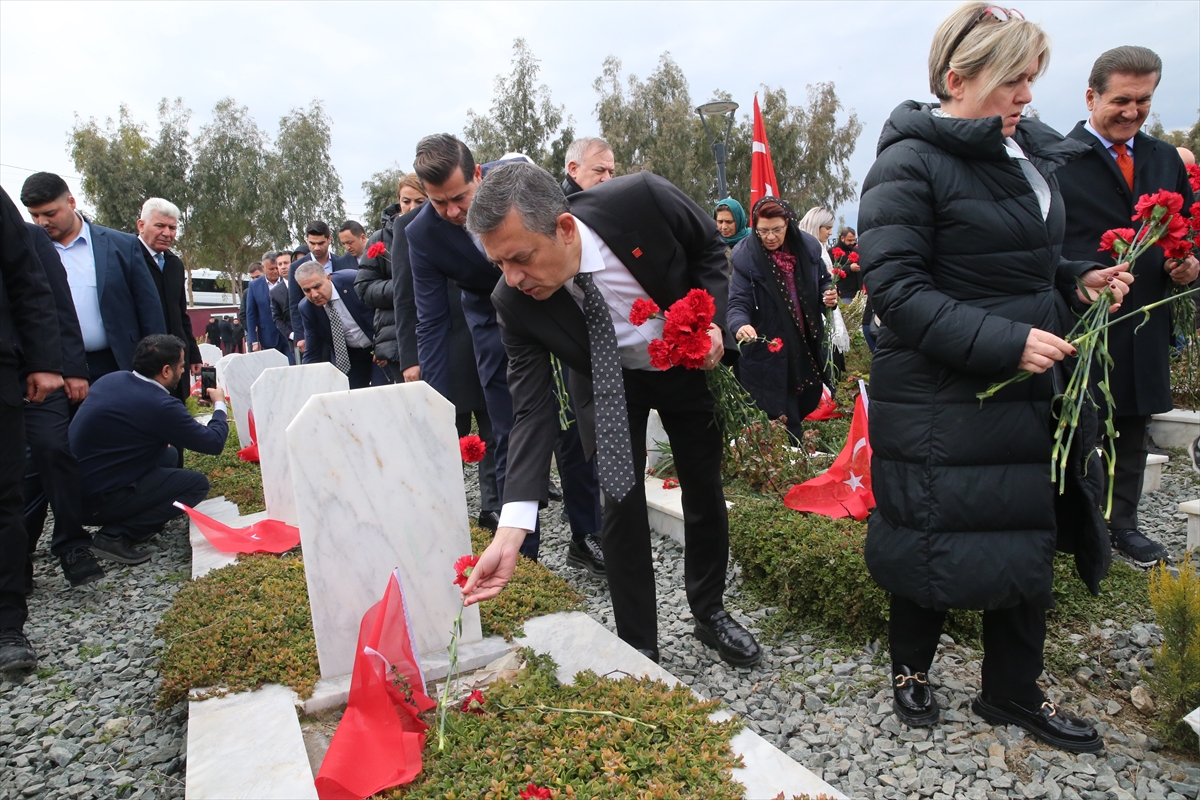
[662,477,680,489]
[366,241,387,259]
[832,268,847,279]
[629,298,660,327]
[681,288,716,325]
[1188,163,1200,193]
[847,251,860,263]
[1098,228,1136,256]
[1133,189,1185,221]
[453,554,479,588]
[461,689,485,714]
[767,338,784,353]
[519,786,552,800]
[459,435,486,463]
[1162,239,1194,260]
[830,247,845,260]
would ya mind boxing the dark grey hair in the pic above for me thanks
[465,162,568,239]
[262,250,278,265]
[1088,46,1162,94]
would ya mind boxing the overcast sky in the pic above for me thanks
[2,0,1196,231]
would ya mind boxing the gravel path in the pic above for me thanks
[464,457,1200,800]
[1,452,1195,800]
[0,516,190,800]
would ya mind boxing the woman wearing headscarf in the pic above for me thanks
[859,1,1132,752]
[713,198,751,278]
[727,197,838,438]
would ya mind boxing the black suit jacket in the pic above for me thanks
[299,270,377,365]
[1057,123,1196,416]
[139,244,201,365]
[270,278,292,342]
[1,188,61,406]
[492,172,728,504]
[287,253,358,344]
[25,222,86,380]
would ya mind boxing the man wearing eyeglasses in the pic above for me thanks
[1058,46,1198,569]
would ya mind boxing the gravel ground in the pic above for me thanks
[466,456,1200,800]
[0,516,190,800]
[0,452,1195,800]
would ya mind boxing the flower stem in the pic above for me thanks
[437,602,465,751]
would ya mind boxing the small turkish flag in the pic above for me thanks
[750,94,780,210]
[316,569,435,799]
[784,385,874,520]
[805,385,843,421]
[237,408,259,463]
[173,502,300,553]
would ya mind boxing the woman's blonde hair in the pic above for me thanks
[928,3,1050,101]
[797,207,834,239]
[397,171,427,199]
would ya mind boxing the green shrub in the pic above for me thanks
[184,420,265,514]
[155,553,318,708]
[1148,555,1200,749]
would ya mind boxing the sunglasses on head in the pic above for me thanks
[945,5,1024,67]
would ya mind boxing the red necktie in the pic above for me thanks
[1112,142,1134,191]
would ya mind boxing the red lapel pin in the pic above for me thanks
[632,247,643,258]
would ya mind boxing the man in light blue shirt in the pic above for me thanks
[20,173,165,382]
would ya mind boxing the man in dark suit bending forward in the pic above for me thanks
[460,162,761,667]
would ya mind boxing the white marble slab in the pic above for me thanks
[214,353,238,392]
[185,684,317,800]
[645,474,732,547]
[646,409,668,469]
[198,342,222,366]
[223,350,289,447]
[1144,453,1169,494]
[1150,409,1200,450]
[286,382,482,680]
[514,612,845,800]
[251,365,348,525]
[1181,499,1200,551]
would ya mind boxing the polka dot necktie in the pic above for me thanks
[324,304,352,375]
[574,272,636,502]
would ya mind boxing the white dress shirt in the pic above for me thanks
[132,369,227,414]
[55,216,108,352]
[139,236,165,270]
[497,217,664,532]
[328,293,372,349]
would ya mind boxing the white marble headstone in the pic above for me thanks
[214,353,238,392]
[286,382,482,679]
[251,364,348,525]
[198,342,222,366]
[223,350,289,447]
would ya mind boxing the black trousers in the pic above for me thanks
[889,594,1046,704]
[600,367,728,652]
[457,409,500,515]
[1106,414,1149,532]
[23,389,90,558]
[85,348,120,384]
[555,364,601,545]
[82,447,210,542]
[1,400,28,630]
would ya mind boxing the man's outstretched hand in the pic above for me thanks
[461,526,528,605]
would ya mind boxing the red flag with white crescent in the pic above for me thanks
[784,386,875,520]
[750,94,780,210]
[173,501,300,553]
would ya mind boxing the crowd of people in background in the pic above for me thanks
[2,0,1199,762]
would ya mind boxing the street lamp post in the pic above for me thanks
[696,100,740,201]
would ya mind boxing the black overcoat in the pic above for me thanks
[726,228,828,420]
[355,203,401,363]
[859,102,1111,611]
[1057,124,1196,418]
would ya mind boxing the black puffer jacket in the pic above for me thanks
[859,101,1110,612]
[354,203,401,363]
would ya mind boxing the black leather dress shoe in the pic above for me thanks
[565,534,606,577]
[547,481,563,501]
[60,547,105,587]
[892,664,939,727]
[972,695,1103,753]
[694,610,762,667]
[90,533,152,566]
[635,647,660,664]
[476,511,499,532]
